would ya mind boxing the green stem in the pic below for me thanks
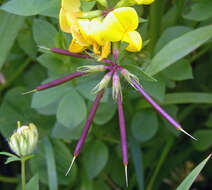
[190,44,212,63]
[0,57,31,92]
[148,0,166,55]
[146,137,174,190]
[21,158,26,190]
[0,176,18,183]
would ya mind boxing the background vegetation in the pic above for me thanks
[0,0,212,189]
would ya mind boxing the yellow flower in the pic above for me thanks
[60,1,142,59]
[134,0,155,5]
[102,7,142,52]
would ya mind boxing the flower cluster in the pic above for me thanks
[60,0,142,60]
[27,0,197,186]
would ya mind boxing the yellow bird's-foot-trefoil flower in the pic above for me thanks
[59,0,142,60]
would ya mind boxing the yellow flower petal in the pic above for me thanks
[122,31,142,52]
[59,8,72,33]
[102,12,124,42]
[135,0,155,5]
[102,7,139,42]
[71,22,90,46]
[69,39,87,53]
[62,0,81,12]
[99,41,111,61]
[113,7,138,32]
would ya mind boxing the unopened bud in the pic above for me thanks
[77,65,106,73]
[120,68,141,88]
[112,71,122,100]
[9,121,38,157]
[93,71,113,93]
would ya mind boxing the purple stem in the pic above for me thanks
[117,92,128,166]
[131,79,182,130]
[52,48,91,59]
[51,48,114,66]
[37,72,86,91]
[74,90,104,157]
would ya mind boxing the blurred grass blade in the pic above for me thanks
[0,11,24,69]
[26,174,39,190]
[145,24,212,76]
[129,136,144,190]
[176,154,211,190]
[44,138,58,190]
[137,92,212,109]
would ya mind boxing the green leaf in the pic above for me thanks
[1,0,52,16]
[57,89,87,128]
[183,0,212,21]
[5,156,21,164]
[37,54,69,75]
[26,174,39,190]
[83,140,109,179]
[0,87,54,138]
[40,0,60,18]
[154,26,192,55]
[0,11,24,69]
[33,19,57,48]
[51,122,84,140]
[93,102,116,125]
[192,130,212,151]
[145,24,212,76]
[131,110,158,142]
[81,0,96,11]
[142,79,166,102]
[176,154,211,190]
[164,93,212,104]
[129,137,144,190]
[161,59,193,81]
[31,78,72,109]
[137,92,212,109]
[0,152,21,164]
[17,29,37,60]
[30,139,77,186]
[76,77,110,103]
[122,63,157,82]
[43,138,58,190]
[206,113,212,128]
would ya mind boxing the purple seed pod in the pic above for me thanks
[66,90,105,176]
[23,72,87,95]
[51,48,114,65]
[131,78,197,140]
[117,92,128,187]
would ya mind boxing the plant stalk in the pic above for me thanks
[21,158,26,190]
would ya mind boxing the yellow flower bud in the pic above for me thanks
[9,122,38,157]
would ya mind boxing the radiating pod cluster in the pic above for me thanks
[24,0,197,186]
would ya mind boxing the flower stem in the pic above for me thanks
[21,158,26,190]
[146,137,174,190]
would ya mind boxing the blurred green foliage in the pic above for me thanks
[0,0,212,189]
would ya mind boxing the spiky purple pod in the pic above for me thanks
[117,92,128,187]
[51,48,114,65]
[131,78,197,140]
[66,90,104,176]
